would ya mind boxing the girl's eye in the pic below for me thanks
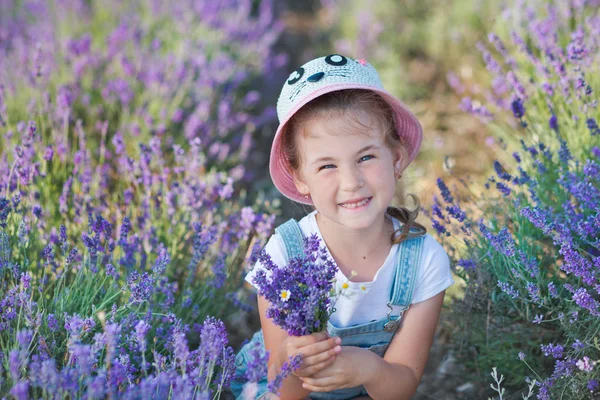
[318,164,335,171]
[359,155,374,162]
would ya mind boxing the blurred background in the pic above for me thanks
[5,0,597,398]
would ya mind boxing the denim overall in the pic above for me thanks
[230,219,424,399]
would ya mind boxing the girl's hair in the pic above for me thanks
[282,89,426,245]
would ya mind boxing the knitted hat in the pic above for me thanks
[270,54,423,205]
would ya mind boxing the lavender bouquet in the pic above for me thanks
[252,234,339,336]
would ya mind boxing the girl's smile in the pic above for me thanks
[339,196,372,210]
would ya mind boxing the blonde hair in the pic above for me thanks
[281,89,426,244]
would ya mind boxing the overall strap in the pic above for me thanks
[389,234,425,308]
[274,219,306,260]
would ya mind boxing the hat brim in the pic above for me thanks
[269,83,423,205]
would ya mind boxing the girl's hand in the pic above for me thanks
[279,331,342,378]
[299,346,378,392]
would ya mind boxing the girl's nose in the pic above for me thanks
[340,167,365,191]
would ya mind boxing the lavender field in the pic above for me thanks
[0,0,599,399]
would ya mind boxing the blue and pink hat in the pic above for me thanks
[270,54,423,205]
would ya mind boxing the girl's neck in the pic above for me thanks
[315,211,394,264]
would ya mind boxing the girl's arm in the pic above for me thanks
[258,294,340,400]
[362,291,446,400]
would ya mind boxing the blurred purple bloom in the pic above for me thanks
[0,198,11,228]
[135,320,151,354]
[436,178,454,203]
[199,316,229,361]
[457,258,476,269]
[493,160,512,181]
[496,182,511,196]
[526,282,540,303]
[432,219,449,237]
[510,98,525,119]
[47,314,58,331]
[549,114,558,131]
[43,146,54,161]
[572,288,600,316]
[240,341,270,384]
[587,118,600,136]
[497,281,519,299]
[267,354,302,396]
[541,343,564,359]
[127,271,155,304]
[10,381,29,400]
[445,205,466,222]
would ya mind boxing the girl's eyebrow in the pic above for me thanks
[311,145,381,165]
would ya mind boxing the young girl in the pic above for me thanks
[231,54,453,400]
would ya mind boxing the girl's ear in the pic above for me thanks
[292,170,310,196]
[392,145,405,174]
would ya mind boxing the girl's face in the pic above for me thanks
[292,111,403,232]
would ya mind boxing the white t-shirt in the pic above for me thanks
[245,210,454,328]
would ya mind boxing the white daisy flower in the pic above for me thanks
[280,289,291,302]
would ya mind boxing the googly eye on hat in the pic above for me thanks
[270,54,423,205]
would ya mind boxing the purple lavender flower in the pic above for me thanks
[47,314,58,331]
[547,282,558,298]
[267,354,302,396]
[493,160,512,181]
[10,381,29,400]
[572,288,600,316]
[445,205,466,222]
[526,282,540,303]
[479,223,515,257]
[541,343,564,359]
[457,258,476,269]
[16,329,33,348]
[135,320,151,354]
[436,178,454,203]
[558,139,572,163]
[253,235,338,336]
[432,219,449,237]
[432,203,444,220]
[549,114,559,131]
[497,281,519,299]
[199,316,229,361]
[510,98,525,120]
[244,339,269,383]
[127,271,155,304]
[0,197,11,228]
[587,118,600,136]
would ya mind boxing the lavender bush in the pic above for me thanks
[0,0,286,397]
[431,1,600,397]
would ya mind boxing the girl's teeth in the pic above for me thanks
[341,198,370,208]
